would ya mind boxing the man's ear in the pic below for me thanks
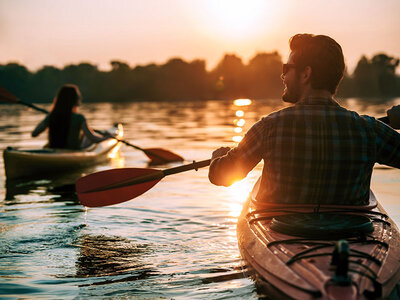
[301,66,312,84]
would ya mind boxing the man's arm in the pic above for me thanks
[374,117,400,168]
[385,105,400,129]
[208,119,265,186]
[208,147,249,186]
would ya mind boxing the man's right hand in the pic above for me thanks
[387,105,400,129]
[211,147,231,160]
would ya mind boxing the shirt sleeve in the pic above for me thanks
[374,118,400,168]
[208,118,266,186]
[31,115,49,137]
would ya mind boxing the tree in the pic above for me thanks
[211,54,246,99]
[353,54,399,97]
[30,66,62,102]
[246,51,283,99]
[0,63,32,101]
[155,58,208,101]
[372,54,399,96]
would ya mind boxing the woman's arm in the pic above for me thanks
[32,115,49,137]
[82,118,112,143]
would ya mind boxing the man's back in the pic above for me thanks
[258,97,376,205]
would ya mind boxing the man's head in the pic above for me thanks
[281,34,345,103]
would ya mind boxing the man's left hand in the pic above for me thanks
[211,147,231,160]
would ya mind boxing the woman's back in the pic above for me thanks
[49,112,85,149]
[47,84,82,149]
[32,84,109,150]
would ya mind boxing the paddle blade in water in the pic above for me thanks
[76,168,163,207]
[144,148,184,164]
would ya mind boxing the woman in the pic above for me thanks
[32,84,110,149]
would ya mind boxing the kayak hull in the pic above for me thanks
[237,186,400,299]
[3,124,123,180]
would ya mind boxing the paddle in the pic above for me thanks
[76,159,211,207]
[0,85,184,163]
[0,85,49,114]
[114,141,184,164]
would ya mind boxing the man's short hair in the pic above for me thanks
[289,34,345,94]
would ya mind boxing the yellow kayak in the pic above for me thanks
[3,124,123,180]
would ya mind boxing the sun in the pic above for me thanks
[199,0,270,40]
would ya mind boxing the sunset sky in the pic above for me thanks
[1,0,399,73]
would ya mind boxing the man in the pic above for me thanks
[208,33,400,205]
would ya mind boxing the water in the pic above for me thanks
[1,98,400,299]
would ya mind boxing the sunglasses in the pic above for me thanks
[282,63,297,75]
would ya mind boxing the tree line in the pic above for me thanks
[0,51,399,103]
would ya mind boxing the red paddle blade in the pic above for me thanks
[76,168,163,207]
[144,148,184,164]
[0,86,19,103]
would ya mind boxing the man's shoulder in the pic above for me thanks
[263,106,300,120]
[263,105,379,124]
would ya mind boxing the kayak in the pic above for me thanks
[237,179,400,299]
[3,124,123,180]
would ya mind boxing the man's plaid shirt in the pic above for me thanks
[210,97,400,205]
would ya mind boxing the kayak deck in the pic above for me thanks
[3,124,123,180]
[237,188,400,299]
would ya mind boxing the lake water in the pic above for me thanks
[1,98,400,299]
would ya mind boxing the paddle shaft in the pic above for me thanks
[163,159,211,176]
[116,139,145,151]
[18,100,49,114]
[83,159,211,193]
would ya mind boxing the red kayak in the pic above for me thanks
[237,180,400,299]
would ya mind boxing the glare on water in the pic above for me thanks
[0,98,399,299]
[233,99,252,106]
[226,180,253,217]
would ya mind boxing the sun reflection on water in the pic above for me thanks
[226,179,252,218]
[232,136,243,143]
[233,99,252,106]
[109,146,125,168]
[234,119,245,127]
[232,99,252,143]
[235,110,244,117]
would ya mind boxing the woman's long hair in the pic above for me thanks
[48,84,81,148]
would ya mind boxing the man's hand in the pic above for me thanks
[211,147,231,160]
[387,105,400,129]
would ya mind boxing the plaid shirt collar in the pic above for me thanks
[296,96,340,107]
